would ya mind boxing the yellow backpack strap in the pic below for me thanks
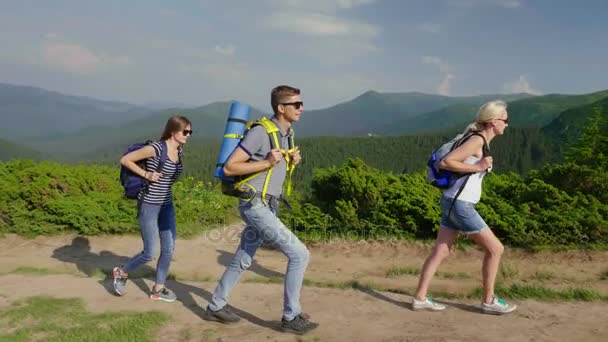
[231,119,265,201]
[223,133,244,139]
[256,118,281,203]
[238,117,298,203]
[284,127,296,196]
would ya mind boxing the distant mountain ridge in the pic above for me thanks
[1,82,607,160]
[0,83,152,141]
[28,101,267,160]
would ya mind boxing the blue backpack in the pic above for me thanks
[426,132,488,189]
[119,140,167,199]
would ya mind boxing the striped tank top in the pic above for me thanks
[138,141,183,205]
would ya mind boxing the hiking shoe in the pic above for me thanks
[281,314,319,335]
[204,306,241,323]
[412,296,447,311]
[149,287,177,303]
[481,296,517,315]
[112,266,128,296]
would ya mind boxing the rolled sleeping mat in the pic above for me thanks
[214,101,251,179]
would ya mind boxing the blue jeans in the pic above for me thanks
[208,197,310,320]
[124,201,176,285]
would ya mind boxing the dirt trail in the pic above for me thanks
[0,226,607,341]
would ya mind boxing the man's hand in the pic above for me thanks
[290,146,302,166]
[266,149,283,167]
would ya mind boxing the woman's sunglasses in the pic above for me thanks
[182,129,193,136]
[281,101,304,109]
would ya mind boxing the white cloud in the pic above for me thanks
[213,44,236,56]
[446,0,522,9]
[416,23,442,34]
[423,56,455,95]
[266,0,377,13]
[42,42,132,74]
[263,12,379,37]
[502,75,541,95]
[438,74,455,96]
[179,61,250,80]
[178,46,250,83]
[422,56,453,73]
[257,0,381,64]
[496,0,522,8]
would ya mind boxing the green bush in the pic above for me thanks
[282,157,608,246]
[0,160,237,236]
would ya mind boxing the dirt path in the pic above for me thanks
[0,226,607,341]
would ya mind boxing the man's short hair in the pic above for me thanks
[271,85,301,115]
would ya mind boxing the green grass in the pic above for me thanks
[468,284,608,301]
[9,266,62,276]
[0,296,169,341]
[498,262,519,281]
[385,266,420,277]
[528,271,556,282]
[385,266,471,280]
[245,276,608,302]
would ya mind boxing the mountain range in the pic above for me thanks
[1,82,607,161]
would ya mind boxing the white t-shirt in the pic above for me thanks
[442,155,486,203]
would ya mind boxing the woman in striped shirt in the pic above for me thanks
[112,115,192,302]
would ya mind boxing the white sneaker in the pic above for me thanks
[412,296,447,311]
[481,296,517,315]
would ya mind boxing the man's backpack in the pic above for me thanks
[218,116,296,202]
[119,140,167,199]
[426,131,489,189]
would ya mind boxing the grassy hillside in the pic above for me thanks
[0,137,42,161]
[386,90,608,135]
[507,89,608,127]
[542,96,608,155]
[296,91,532,136]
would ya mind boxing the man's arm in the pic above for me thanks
[223,147,281,176]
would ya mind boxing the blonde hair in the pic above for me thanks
[462,100,507,134]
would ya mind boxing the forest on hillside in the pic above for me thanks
[1,108,606,248]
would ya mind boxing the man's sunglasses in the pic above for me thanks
[281,101,304,109]
[182,129,193,136]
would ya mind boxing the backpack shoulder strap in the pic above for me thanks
[468,132,490,156]
[157,140,168,172]
[253,117,281,150]
[457,131,490,157]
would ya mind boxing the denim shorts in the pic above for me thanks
[440,196,488,234]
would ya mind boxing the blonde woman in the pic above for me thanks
[412,100,517,315]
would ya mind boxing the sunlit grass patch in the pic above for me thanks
[0,296,169,342]
[468,284,608,301]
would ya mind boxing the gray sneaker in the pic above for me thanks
[412,296,447,311]
[481,296,517,315]
[150,287,177,303]
[204,306,241,323]
[112,266,128,296]
[281,314,319,335]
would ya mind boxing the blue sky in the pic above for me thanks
[1,0,606,110]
